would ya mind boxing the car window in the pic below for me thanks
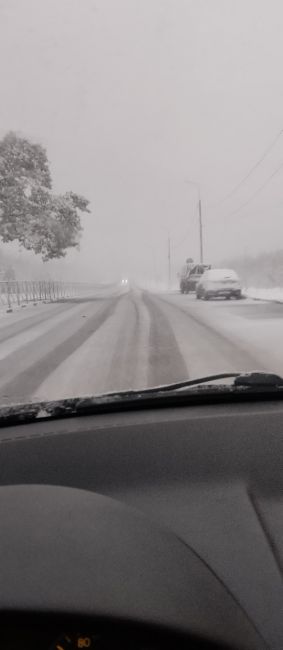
[208,269,239,281]
[0,0,281,408]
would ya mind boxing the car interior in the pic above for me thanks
[0,390,282,650]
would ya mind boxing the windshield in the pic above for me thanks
[0,0,283,407]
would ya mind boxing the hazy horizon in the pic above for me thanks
[1,0,283,283]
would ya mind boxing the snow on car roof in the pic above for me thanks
[206,268,239,280]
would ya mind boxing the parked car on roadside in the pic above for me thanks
[196,268,242,300]
[180,263,211,293]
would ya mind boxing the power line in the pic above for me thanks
[223,160,283,219]
[213,127,283,206]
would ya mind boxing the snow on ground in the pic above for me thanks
[161,290,283,376]
[244,287,283,303]
[146,283,283,304]
[0,301,41,318]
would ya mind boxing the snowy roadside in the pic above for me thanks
[159,291,283,376]
[0,299,53,320]
[0,283,124,320]
[146,282,283,305]
[243,287,283,303]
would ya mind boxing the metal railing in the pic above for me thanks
[0,281,100,311]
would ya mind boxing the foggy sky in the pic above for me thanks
[1,0,283,282]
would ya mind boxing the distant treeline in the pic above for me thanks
[221,250,283,288]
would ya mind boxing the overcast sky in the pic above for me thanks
[1,0,283,282]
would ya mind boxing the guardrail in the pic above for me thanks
[0,281,100,312]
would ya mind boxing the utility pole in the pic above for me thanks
[168,235,171,290]
[198,198,204,263]
[185,179,204,264]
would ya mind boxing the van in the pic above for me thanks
[180,264,211,293]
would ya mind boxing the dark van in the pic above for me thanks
[180,263,211,294]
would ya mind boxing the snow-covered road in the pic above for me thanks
[1,286,283,404]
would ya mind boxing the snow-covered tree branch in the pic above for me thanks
[0,132,90,261]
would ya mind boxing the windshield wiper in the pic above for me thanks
[1,372,283,426]
[114,371,283,394]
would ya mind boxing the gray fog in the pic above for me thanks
[1,0,283,283]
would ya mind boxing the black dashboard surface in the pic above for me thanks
[0,399,282,649]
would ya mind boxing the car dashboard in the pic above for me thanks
[0,616,215,649]
[0,398,282,650]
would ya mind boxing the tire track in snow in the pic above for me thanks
[142,292,189,387]
[0,296,121,403]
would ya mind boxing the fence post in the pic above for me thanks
[16,282,20,306]
[2,280,94,307]
[7,282,12,311]
[24,281,29,303]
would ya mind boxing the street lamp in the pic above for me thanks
[185,179,204,264]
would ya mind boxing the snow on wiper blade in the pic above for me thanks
[0,372,283,425]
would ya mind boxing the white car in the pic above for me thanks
[196,268,242,300]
